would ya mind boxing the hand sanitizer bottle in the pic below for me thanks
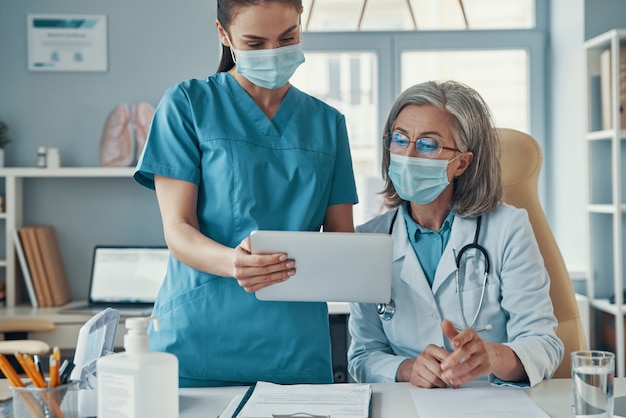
[97,316,179,417]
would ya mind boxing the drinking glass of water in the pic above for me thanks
[571,350,615,418]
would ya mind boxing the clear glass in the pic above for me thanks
[571,350,615,418]
[12,381,79,418]
[302,0,534,31]
[291,51,382,224]
[401,50,529,132]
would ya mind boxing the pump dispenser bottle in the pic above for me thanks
[97,316,179,417]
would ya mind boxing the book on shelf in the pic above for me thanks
[19,226,51,306]
[12,228,37,307]
[600,47,626,130]
[15,225,71,307]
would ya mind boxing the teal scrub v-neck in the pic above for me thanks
[135,72,358,387]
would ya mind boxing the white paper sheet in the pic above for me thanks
[237,382,371,418]
[218,394,244,418]
[410,385,549,418]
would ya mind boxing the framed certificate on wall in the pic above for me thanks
[27,14,108,72]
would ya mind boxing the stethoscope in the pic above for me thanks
[376,208,492,332]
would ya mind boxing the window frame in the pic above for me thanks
[300,0,549,202]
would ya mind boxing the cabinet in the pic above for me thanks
[585,29,626,377]
[0,167,134,308]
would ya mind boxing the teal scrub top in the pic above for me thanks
[134,72,358,387]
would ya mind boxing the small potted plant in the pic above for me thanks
[0,120,11,167]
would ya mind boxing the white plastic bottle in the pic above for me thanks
[97,316,179,417]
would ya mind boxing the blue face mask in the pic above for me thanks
[388,153,452,204]
[229,42,305,90]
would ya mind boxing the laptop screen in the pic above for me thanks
[89,246,169,303]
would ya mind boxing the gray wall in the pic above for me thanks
[585,0,626,40]
[0,1,219,300]
[3,0,626,301]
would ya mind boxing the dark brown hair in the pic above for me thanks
[216,0,303,73]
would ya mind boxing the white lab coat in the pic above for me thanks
[348,203,563,387]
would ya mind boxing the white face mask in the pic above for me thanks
[226,33,305,89]
[388,153,453,204]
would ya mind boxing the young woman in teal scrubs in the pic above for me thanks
[134,0,357,387]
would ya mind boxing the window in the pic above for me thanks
[292,52,382,222]
[302,0,534,31]
[401,50,528,131]
[293,0,547,224]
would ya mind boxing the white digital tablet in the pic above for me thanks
[251,230,392,303]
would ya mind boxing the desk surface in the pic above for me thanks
[0,302,350,350]
[178,378,626,418]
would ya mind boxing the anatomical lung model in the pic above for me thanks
[134,102,154,161]
[99,102,155,167]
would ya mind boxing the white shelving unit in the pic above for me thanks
[585,29,626,377]
[0,167,134,307]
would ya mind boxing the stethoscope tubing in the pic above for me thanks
[377,207,491,332]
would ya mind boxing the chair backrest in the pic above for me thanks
[498,127,587,378]
[0,318,54,355]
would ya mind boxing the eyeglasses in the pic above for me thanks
[383,132,460,157]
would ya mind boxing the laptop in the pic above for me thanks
[60,245,169,316]
[251,231,392,303]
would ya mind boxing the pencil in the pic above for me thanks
[19,353,65,418]
[15,353,47,389]
[49,347,60,388]
[0,353,24,388]
[0,354,45,418]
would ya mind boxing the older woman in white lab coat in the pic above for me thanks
[348,81,563,389]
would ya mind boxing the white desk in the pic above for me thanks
[1,302,351,351]
[178,378,626,418]
[0,303,122,350]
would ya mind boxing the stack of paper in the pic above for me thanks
[220,381,372,418]
[410,385,549,418]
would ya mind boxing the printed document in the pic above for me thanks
[410,385,549,418]
[236,381,371,418]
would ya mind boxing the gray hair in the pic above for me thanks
[381,80,502,217]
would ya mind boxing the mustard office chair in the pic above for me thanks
[498,127,587,378]
[0,318,54,355]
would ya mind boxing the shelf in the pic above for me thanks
[585,204,626,213]
[0,167,134,178]
[586,29,626,377]
[585,29,626,50]
[0,167,137,308]
[591,298,626,316]
[587,204,616,213]
[586,129,626,141]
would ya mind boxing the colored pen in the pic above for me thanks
[57,358,69,376]
[60,361,75,384]
[33,355,44,378]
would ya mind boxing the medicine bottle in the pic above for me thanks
[37,146,47,168]
[97,317,179,418]
[47,147,61,168]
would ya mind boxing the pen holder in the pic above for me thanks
[12,381,79,418]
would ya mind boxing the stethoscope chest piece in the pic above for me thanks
[377,299,395,321]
